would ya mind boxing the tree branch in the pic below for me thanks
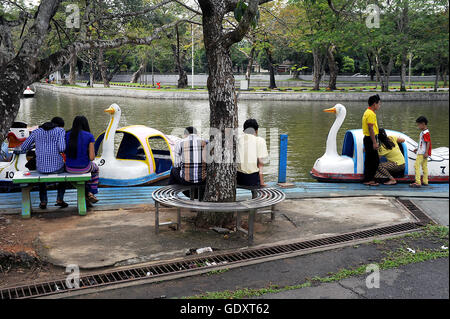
[223,0,264,47]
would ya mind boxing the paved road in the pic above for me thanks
[72,241,448,299]
[257,258,449,299]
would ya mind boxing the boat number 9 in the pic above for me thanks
[99,159,105,166]
[5,171,14,179]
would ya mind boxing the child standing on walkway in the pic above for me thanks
[410,116,432,188]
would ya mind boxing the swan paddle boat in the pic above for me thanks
[23,86,35,98]
[311,104,449,183]
[0,122,33,190]
[94,103,180,186]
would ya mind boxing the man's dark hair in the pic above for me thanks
[184,126,197,135]
[368,94,381,106]
[243,119,259,133]
[416,116,428,125]
[51,117,65,128]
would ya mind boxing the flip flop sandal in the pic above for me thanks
[409,183,421,188]
[39,203,47,209]
[87,193,99,203]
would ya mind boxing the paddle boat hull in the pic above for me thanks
[311,129,449,183]
[23,87,35,98]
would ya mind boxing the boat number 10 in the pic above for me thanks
[5,171,14,179]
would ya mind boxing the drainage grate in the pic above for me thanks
[397,199,436,226]
[0,200,429,299]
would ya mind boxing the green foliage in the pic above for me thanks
[234,0,260,29]
[341,56,355,73]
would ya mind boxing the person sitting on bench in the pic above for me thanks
[19,118,68,209]
[169,127,207,197]
[237,119,269,187]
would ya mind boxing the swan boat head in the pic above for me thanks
[312,103,354,175]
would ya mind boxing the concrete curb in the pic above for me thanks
[34,83,449,101]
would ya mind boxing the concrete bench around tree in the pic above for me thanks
[13,171,92,218]
[152,185,286,245]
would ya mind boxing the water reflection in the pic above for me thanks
[16,90,449,182]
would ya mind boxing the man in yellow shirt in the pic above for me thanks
[362,94,381,185]
[237,119,269,187]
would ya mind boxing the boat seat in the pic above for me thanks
[7,132,27,148]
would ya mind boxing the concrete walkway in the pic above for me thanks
[34,83,449,101]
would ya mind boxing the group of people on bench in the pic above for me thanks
[16,116,99,209]
[169,119,269,192]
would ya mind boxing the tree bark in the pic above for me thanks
[312,47,325,90]
[171,25,188,88]
[89,52,95,88]
[98,48,110,88]
[195,0,265,227]
[265,47,277,89]
[375,51,393,92]
[434,65,440,93]
[130,61,145,83]
[0,0,61,143]
[68,50,77,85]
[195,4,238,227]
[245,46,255,87]
[443,67,448,87]
[400,50,408,92]
[327,44,337,90]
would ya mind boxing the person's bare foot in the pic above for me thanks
[383,180,397,185]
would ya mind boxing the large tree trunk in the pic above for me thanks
[130,61,145,83]
[245,46,255,87]
[89,55,95,88]
[375,52,393,92]
[0,0,61,142]
[312,47,325,90]
[400,50,408,92]
[172,25,188,88]
[265,47,277,89]
[68,50,77,85]
[443,67,448,87]
[327,44,337,90]
[434,65,440,93]
[195,3,242,228]
[98,48,110,88]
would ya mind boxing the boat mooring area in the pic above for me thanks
[0,183,447,281]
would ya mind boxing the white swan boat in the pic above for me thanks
[311,104,449,183]
[94,103,180,186]
[0,123,32,190]
[23,86,35,98]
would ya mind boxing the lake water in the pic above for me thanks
[16,90,449,182]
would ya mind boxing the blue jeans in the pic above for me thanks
[38,167,66,203]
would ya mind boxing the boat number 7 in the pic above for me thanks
[441,166,446,174]
[99,159,105,166]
